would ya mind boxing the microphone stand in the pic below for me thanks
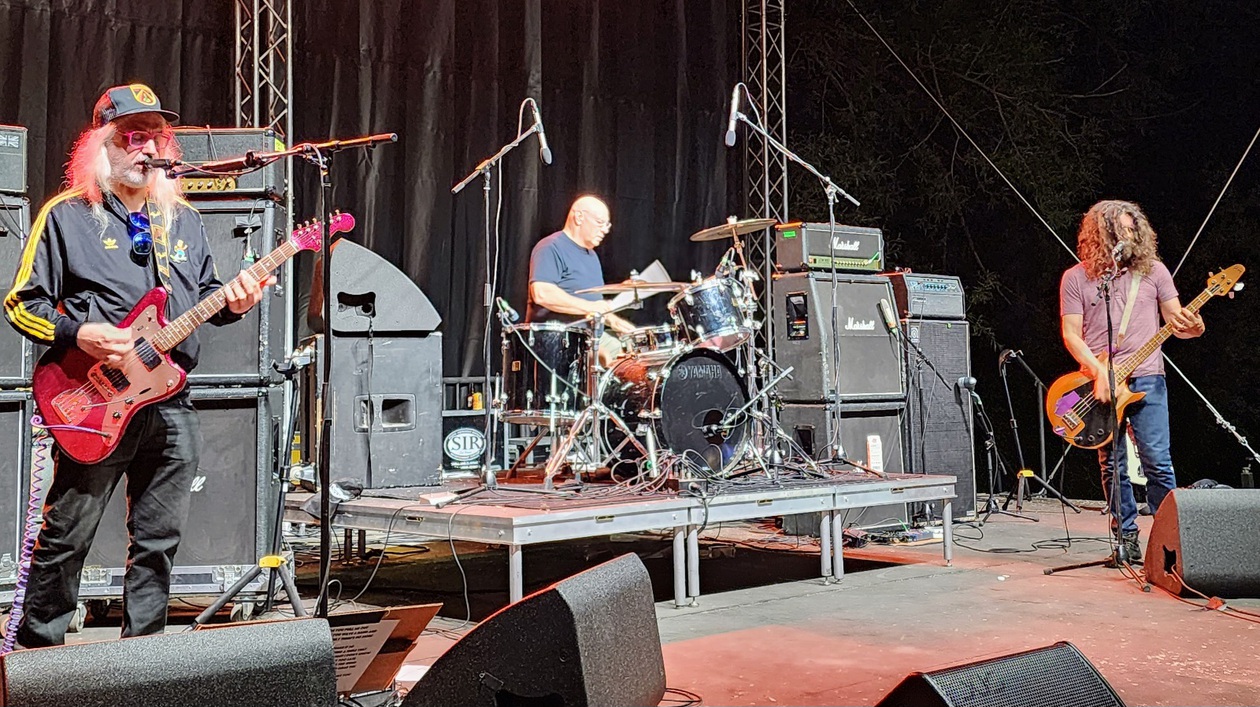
[1001,350,1081,512]
[163,132,400,619]
[450,101,546,490]
[730,96,860,464]
[996,353,1081,515]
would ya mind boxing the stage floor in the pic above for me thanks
[390,496,1260,707]
[54,496,1260,706]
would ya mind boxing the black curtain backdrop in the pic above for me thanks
[0,0,742,375]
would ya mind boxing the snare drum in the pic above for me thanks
[668,277,753,351]
[618,325,682,357]
[500,323,591,424]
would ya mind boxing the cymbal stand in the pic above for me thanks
[542,311,652,489]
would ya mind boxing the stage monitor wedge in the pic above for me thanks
[876,641,1125,707]
[1146,488,1260,598]
[1,618,336,707]
[404,553,666,707]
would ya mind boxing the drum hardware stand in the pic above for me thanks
[997,350,1081,514]
[542,312,652,489]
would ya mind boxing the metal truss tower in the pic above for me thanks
[742,0,789,355]
[234,0,293,141]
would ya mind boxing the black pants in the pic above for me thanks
[17,397,199,647]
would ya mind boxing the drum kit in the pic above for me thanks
[496,217,825,489]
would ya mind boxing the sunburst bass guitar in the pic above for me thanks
[32,212,354,464]
[1045,264,1243,449]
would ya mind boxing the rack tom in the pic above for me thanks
[669,277,753,351]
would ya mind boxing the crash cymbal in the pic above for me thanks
[576,281,691,295]
[689,218,778,242]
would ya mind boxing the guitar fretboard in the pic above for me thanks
[1115,285,1215,380]
[152,240,300,352]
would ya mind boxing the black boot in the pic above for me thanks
[1121,531,1143,564]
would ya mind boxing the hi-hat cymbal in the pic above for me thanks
[689,218,778,242]
[576,281,691,295]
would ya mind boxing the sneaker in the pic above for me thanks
[1121,531,1143,564]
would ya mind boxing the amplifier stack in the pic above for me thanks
[771,223,976,526]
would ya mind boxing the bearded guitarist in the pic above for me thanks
[2,85,273,647]
[1059,200,1204,563]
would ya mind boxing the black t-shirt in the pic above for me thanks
[526,230,604,324]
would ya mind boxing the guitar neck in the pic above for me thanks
[152,240,300,352]
[1115,285,1212,380]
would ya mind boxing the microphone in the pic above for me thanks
[1111,240,1128,261]
[143,157,179,169]
[495,297,520,322]
[956,375,977,392]
[998,348,1017,365]
[724,85,740,147]
[877,298,900,336]
[531,102,553,165]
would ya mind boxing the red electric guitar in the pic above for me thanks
[32,212,354,463]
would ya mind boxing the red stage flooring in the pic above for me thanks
[399,497,1260,706]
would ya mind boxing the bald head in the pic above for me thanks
[564,195,612,249]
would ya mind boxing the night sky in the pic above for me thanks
[784,0,1260,497]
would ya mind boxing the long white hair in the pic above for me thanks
[65,123,184,231]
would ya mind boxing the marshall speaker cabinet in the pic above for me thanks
[772,271,905,402]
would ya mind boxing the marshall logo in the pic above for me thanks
[845,317,876,331]
[830,238,861,252]
[190,475,207,493]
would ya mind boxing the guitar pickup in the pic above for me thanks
[88,365,130,396]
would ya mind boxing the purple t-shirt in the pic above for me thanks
[1060,261,1178,377]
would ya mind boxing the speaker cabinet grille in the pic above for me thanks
[877,641,1125,707]
[82,387,280,595]
[186,199,288,385]
[903,319,976,518]
[0,195,35,385]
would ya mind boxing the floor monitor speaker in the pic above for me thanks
[876,641,1125,707]
[1,618,335,707]
[403,553,666,707]
[1146,488,1260,598]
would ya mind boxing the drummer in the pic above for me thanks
[526,195,635,362]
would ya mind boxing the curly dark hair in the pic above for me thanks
[1076,200,1160,279]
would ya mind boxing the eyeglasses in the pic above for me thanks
[117,129,172,152]
[578,210,612,231]
[128,211,152,256]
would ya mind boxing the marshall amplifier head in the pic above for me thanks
[775,222,884,273]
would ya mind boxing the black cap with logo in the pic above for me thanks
[92,84,180,128]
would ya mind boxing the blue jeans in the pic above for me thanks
[1098,375,1176,535]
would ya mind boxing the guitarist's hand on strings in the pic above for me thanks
[224,273,277,315]
[77,323,134,365]
[1168,307,1205,338]
[1092,371,1112,405]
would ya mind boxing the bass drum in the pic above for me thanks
[602,349,750,475]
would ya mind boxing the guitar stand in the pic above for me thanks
[186,555,307,629]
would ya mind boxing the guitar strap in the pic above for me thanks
[145,197,173,294]
[1116,273,1143,345]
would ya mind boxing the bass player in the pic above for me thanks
[1059,199,1204,563]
